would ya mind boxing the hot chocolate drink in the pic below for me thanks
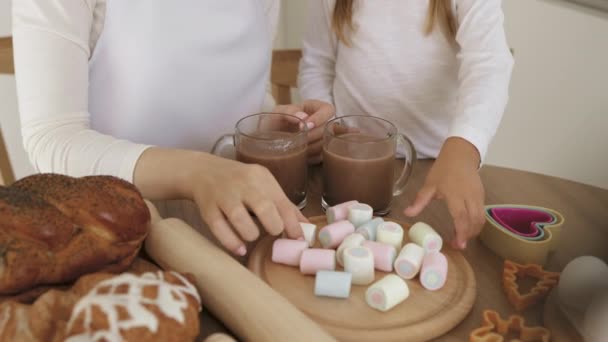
[323,133,395,211]
[237,131,307,206]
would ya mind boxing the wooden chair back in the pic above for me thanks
[270,49,302,105]
[0,36,16,185]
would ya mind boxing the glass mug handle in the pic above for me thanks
[393,134,417,196]
[211,134,236,158]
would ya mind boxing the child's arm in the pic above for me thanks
[405,137,484,249]
[406,0,514,249]
[447,0,514,162]
[298,0,338,105]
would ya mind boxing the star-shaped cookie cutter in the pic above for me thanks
[470,310,551,342]
[503,260,560,311]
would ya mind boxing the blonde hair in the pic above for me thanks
[332,0,457,46]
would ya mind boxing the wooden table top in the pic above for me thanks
[199,160,608,341]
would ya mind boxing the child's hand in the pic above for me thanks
[404,137,486,249]
[274,100,335,164]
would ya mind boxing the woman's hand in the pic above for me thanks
[274,100,335,164]
[134,148,305,256]
[404,137,486,249]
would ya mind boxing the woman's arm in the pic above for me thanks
[13,0,304,256]
[13,0,150,182]
[298,0,338,105]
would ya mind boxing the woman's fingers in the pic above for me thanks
[276,199,304,239]
[245,197,284,236]
[201,205,246,256]
[219,201,260,242]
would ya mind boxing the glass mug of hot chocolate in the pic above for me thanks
[211,113,308,209]
[322,115,416,215]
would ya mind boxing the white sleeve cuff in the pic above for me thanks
[447,123,491,164]
[118,144,153,183]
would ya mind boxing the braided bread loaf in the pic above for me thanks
[0,174,150,295]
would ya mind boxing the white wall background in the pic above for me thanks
[488,0,608,189]
[1,0,607,189]
[0,0,35,180]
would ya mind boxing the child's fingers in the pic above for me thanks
[404,185,436,217]
[446,197,470,249]
[302,100,335,127]
[465,197,486,239]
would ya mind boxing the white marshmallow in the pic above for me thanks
[355,217,384,241]
[408,222,443,252]
[299,222,317,247]
[376,222,404,251]
[336,233,366,267]
[314,271,352,299]
[347,203,374,227]
[343,246,375,285]
[365,274,410,312]
[394,243,425,279]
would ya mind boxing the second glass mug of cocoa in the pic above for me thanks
[211,112,308,209]
[322,115,417,215]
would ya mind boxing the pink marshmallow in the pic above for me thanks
[299,249,336,275]
[420,252,448,291]
[362,240,397,272]
[318,220,355,249]
[272,239,309,266]
[326,200,359,224]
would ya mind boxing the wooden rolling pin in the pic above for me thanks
[144,202,335,342]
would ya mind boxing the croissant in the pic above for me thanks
[0,174,150,294]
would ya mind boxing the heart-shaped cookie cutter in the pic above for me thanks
[486,207,547,241]
[479,205,564,265]
[490,207,557,239]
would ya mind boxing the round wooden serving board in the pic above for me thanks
[248,216,476,341]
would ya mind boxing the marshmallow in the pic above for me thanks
[362,240,397,272]
[314,271,352,299]
[300,249,336,275]
[420,252,448,291]
[394,243,425,280]
[271,239,309,266]
[327,201,359,224]
[336,233,366,267]
[318,220,355,249]
[347,203,374,227]
[299,222,317,247]
[376,222,404,251]
[355,217,384,241]
[365,274,410,312]
[343,246,375,285]
[408,222,443,252]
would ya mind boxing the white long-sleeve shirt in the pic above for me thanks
[12,0,279,183]
[298,0,514,160]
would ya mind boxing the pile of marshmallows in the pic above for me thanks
[271,201,448,313]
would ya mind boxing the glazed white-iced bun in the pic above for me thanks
[583,290,608,342]
[558,256,608,314]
